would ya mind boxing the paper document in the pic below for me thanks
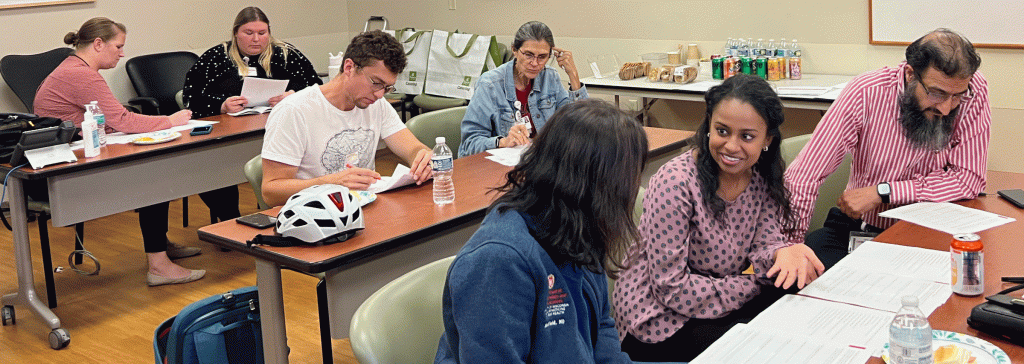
[776,86,832,97]
[368,164,422,193]
[240,77,289,107]
[748,294,894,351]
[24,144,77,169]
[878,202,1015,234]
[228,106,273,116]
[485,145,528,166]
[690,324,872,364]
[70,120,218,150]
[798,242,952,315]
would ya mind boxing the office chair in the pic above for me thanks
[350,256,455,364]
[0,47,84,309]
[780,134,853,232]
[124,51,202,226]
[242,154,334,363]
[405,106,466,158]
[1,47,75,113]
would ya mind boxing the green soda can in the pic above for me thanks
[741,57,752,75]
[712,57,724,80]
[756,57,768,79]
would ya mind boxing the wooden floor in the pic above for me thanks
[0,181,373,363]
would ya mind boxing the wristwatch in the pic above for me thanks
[877,182,891,204]
[496,137,501,148]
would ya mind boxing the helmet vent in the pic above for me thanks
[282,210,295,219]
[315,219,336,227]
[292,219,308,227]
[304,201,326,209]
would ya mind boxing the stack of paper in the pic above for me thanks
[485,145,528,166]
[692,241,953,363]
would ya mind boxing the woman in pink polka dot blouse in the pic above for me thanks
[612,74,824,362]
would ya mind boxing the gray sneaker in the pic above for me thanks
[166,241,202,259]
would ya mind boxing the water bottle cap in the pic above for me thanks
[436,137,445,144]
[901,295,919,307]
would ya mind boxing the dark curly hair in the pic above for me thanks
[344,30,407,74]
[492,99,648,275]
[691,74,793,232]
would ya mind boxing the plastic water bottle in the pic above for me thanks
[81,108,100,158]
[889,296,933,364]
[86,101,106,146]
[431,137,455,205]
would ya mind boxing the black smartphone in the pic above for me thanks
[997,189,1024,209]
[190,125,213,136]
[236,213,277,229]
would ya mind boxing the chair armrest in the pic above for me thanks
[128,96,159,115]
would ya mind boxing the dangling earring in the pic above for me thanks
[706,133,710,138]
[763,145,769,152]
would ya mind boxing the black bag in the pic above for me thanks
[967,278,1024,345]
[0,112,67,162]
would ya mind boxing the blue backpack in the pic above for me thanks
[154,286,263,364]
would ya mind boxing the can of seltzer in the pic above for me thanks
[951,233,984,296]
[712,57,724,80]
[723,57,736,79]
[767,58,781,81]
[756,57,768,79]
[789,57,802,80]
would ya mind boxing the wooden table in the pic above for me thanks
[197,127,692,364]
[867,170,1024,363]
[0,113,267,349]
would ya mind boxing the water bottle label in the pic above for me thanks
[431,156,453,172]
[95,114,106,126]
[793,50,802,57]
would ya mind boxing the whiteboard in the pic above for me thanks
[870,0,1024,49]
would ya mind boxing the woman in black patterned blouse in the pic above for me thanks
[183,6,322,118]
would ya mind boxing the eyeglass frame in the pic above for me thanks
[916,78,974,105]
[516,48,551,65]
[359,67,397,94]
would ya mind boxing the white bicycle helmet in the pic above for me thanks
[276,184,364,244]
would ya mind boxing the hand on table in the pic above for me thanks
[409,148,433,185]
[499,124,531,148]
[168,109,193,126]
[767,243,825,289]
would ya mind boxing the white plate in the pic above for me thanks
[132,131,181,145]
[882,330,1010,364]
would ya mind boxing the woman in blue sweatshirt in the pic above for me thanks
[435,99,645,363]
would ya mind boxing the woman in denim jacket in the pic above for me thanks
[459,21,588,157]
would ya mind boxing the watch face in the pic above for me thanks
[878,183,891,195]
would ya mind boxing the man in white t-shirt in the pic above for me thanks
[261,31,433,207]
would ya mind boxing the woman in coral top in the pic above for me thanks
[34,17,203,286]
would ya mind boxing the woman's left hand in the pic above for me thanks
[767,244,825,289]
[268,90,296,106]
[552,47,581,90]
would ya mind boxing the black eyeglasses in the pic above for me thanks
[518,49,551,64]
[364,73,396,94]
[919,81,973,104]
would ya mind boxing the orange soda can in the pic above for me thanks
[951,233,984,296]
[767,58,781,81]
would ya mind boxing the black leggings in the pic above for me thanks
[198,185,241,223]
[620,285,791,363]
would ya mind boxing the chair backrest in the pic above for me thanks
[125,51,199,115]
[780,134,853,232]
[406,106,466,158]
[243,155,269,210]
[350,255,455,364]
[0,47,75,112]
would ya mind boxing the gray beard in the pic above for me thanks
[899,81,956,152]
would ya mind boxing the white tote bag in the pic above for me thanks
[424,30,493,100]
[385,28,431,95]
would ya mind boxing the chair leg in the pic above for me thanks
[37,213,58,309]
[182,196,189,227]
[317,278,333,364]
[74,223,84,265]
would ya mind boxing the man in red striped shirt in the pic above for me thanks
[784,29,990,269]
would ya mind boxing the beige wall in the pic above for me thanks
[347,0,1023,173]
[0,0,349,113]
[1,1,1019,172]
